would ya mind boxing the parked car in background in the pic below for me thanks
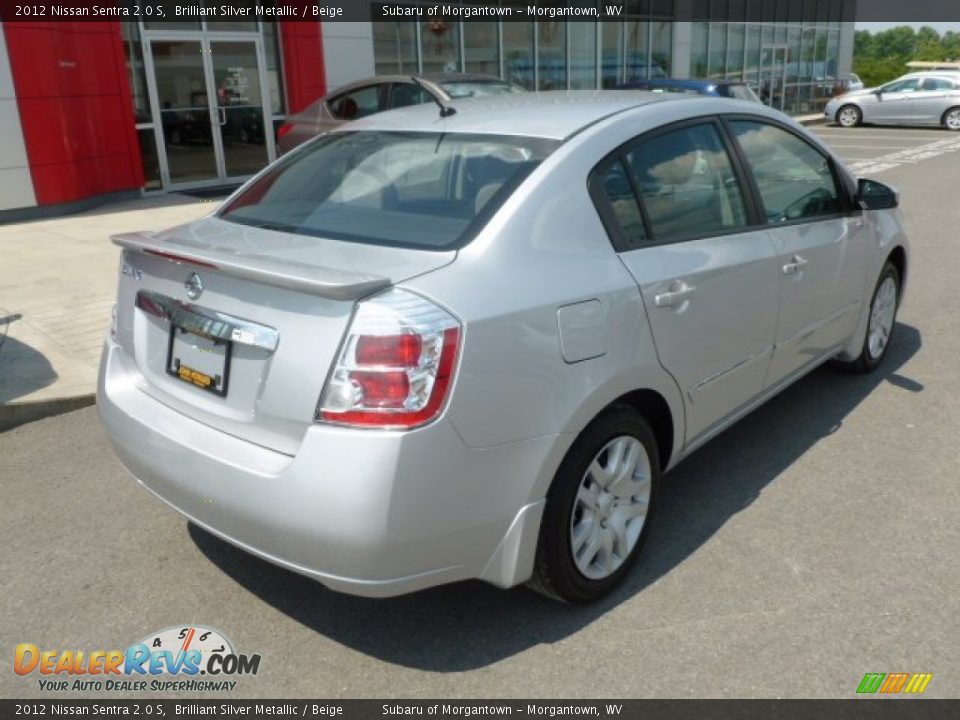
[826,72,960,130]
[848,73,865,92]
[276,73,524,153]
[101,92,908,603]
[618,78,763,103]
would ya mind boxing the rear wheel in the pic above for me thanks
[839,262,900,373]
[837,105,862,128]
[529,408,659,603]
[943,107,960,131]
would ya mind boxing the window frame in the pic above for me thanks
[719,114,857,229]
[588,115,764,252]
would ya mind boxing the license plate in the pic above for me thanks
[166,324,232,397]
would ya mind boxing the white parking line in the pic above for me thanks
[825,145,919,150]
[847,135,960,174]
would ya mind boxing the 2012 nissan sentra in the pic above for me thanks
[99,91,908,603]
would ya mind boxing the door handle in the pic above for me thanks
[217,107,226,126]
[654,282,696,308]
[782,255,808,275]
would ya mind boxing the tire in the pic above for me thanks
[836,104,862,128]
[529,408,660,604]
[839,262,901,374]
[942,107,960,132]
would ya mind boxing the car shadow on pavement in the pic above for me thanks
[190,322,922,672]
[0,332,57,405]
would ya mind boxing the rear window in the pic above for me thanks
[220,131,558,250]
[723,84,762,103]
[440,81,524,98]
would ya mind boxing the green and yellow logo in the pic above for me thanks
[857,672,933,695]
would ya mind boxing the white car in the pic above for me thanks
[826,71,960,130]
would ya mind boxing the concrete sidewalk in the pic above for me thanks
[0,195,216,428]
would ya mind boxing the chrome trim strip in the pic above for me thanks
[135,290,279,353]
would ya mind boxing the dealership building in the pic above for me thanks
[0,0,856,218]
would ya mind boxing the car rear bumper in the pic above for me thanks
[97,341,555,597]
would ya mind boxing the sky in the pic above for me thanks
[856,22,960,34]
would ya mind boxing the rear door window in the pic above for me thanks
[387,83,428,109]
[622,123,749,243]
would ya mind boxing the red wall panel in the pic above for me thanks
[279,21,326,114]
[3,21,143,206]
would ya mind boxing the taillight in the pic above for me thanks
[277,122,294,140]
[317,289,461,429]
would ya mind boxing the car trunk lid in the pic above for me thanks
[111,217,455,455]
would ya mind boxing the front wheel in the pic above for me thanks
[841,262,901,373]
[529,408,659,603]
[837,104,862,128]
[943,107,960,131]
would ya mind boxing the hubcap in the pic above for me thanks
[947,111,960,130]
[569,436,652,581]
[867,276,897,360]
[839,108,858,127]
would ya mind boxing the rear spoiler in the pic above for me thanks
[112,232,390,301]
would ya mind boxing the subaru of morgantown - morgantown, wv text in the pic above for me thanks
[98,90,908,603]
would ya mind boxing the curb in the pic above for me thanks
[0,394,96,433]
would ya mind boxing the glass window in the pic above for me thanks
[261,22,286,115]
[537,22,567,90]
[730,121,841,223]
[503,22,534,89]
[601,22,624,87]
[922,78,957,91]
[328,86,382,120]
[708,23,727,79]
[624,21,649,82]
[597,160,648,248]
[421,21,461,74]
[373,22,418,75]
[387,83,427,109]
[569,22,598,89]
[690,22,708,78]
[463,22,499,76]
[651,21,673,77]
[624,123,749,242]
[727,23,746,80]
[121,22,151,124]
[744,24,761,86]
[220,132,559,251]
[882,78,922,94]
[137,129,161,190]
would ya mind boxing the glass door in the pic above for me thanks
[759,46,788,113]
[146,35,274,189]
[209,40,270,179]
[150,39,219,185]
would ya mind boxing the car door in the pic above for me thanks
[726,119,868,387]
[911,77,958,123]
[870,78,922,123]
[595,120,781,444]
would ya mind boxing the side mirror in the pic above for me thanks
[858,178,899,210]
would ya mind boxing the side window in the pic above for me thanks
[596,160,648,248]
[882,78,922,94]
[623,123,749,243]
[328,85,382,120]
[388,83,427,109]
[922,78,956,91]
[729,120,842,224]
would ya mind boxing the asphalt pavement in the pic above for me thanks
[2,124,959,700]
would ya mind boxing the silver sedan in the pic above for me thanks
[825,71,960,130]
[100,92,909,603]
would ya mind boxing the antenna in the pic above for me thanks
[412,76,457,117]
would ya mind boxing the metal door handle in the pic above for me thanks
[217,107,226,125]
[654,283,696,308]
[782,255,808,275]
